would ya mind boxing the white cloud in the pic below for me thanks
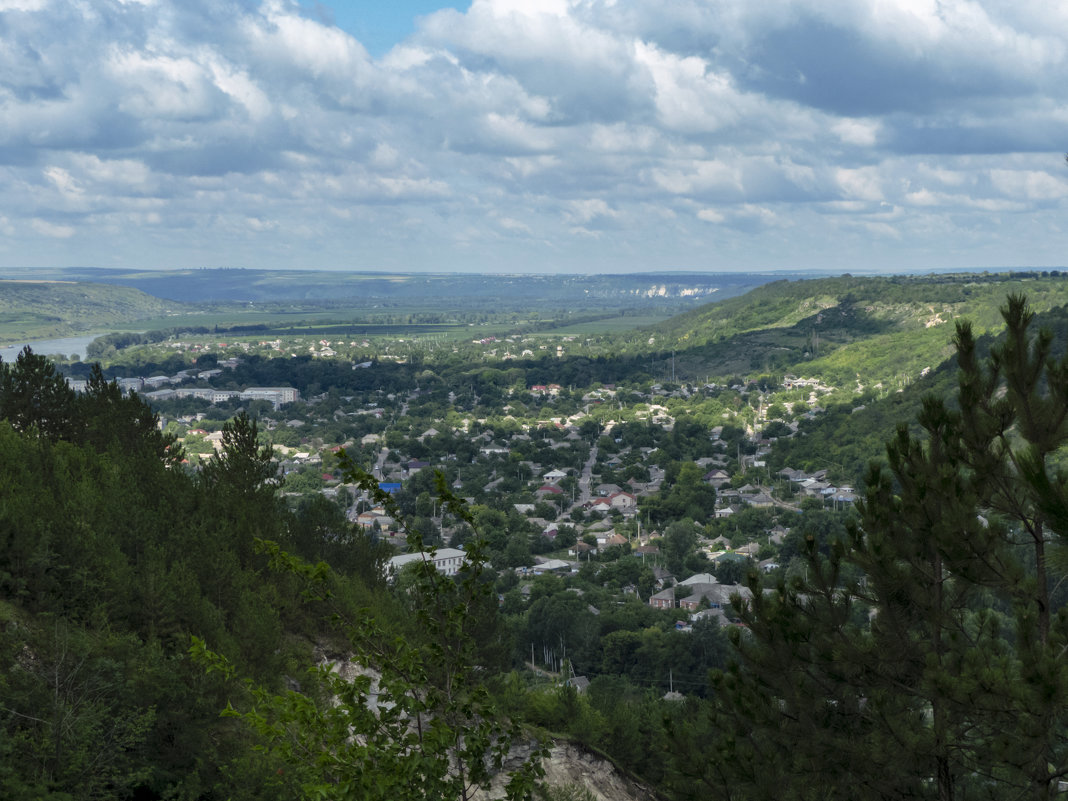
[503,155,561,177]
[832,118,880,146]
[43,166,82,195]
[70,154,152,187]
[989,169,1068,201]
[205,57,272,121]
[836,167,885,201]
[481,112,556,152]
[108,47,222,120]
[1,0,1068,271]
[565,198,618,224]
[251,1,371,77]
[31,218,75,238]
[478,0,571,18]
[651,159,743,196]
[498,216,533,234]
[0,0,48,9]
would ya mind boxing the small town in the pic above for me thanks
[4,0,1068,796]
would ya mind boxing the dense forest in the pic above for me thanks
[0,352,399,798]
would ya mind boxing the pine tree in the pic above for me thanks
[0,346,78,442]
[81,363,183,463]
[950,295,1068,799]
[698,295,1068,801]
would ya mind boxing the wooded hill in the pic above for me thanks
[0,268,779,344]
[638,270,1068,388]
[0,281,183,343]
[19,267,775,305]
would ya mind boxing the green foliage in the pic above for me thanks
[661,520,699,576]
[653,462,717,524]
[0,393,339,798]
[0,619,157,800]
[192,454,548,800]
[0,348,182,461]
[0,347,78,441]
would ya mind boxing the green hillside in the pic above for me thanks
[0,281,184,342]
[648,271,1068,389]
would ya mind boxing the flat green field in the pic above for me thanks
[540,314,672,335]
[121,307,673,341]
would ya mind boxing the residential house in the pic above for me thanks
[651,566,674,588]
[597,532,627,548]
[718,488,742,504]
[649,586,675,609]
[677,582,753,612]
[704,469,731,488]
[800,479,831,498]
[679,572,718,586]
[568,541,595,558]
[746,492,775,508]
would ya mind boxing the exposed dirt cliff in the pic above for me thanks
[477,739,664,801]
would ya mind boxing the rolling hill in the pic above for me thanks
[644,270,1068,390]
[0,280,186,342]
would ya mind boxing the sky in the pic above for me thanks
[2,0,1068,275]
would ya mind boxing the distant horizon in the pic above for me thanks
[3,1,1068,274]
[2,265,1065,280]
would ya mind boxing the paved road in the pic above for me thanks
[575,443,598,507]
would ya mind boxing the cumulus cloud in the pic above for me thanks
[1,0,1067,272]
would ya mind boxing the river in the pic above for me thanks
[0,334,104,363]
